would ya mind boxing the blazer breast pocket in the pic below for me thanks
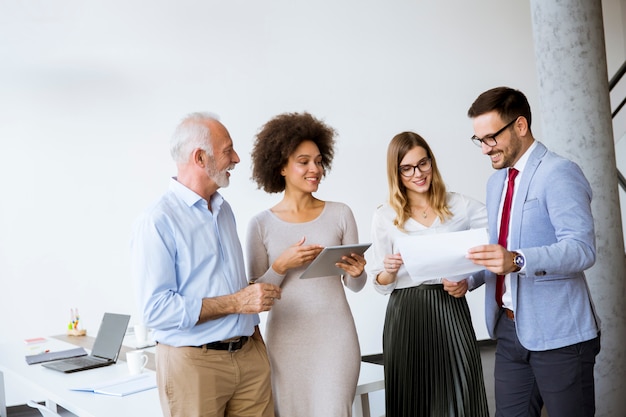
[522,198,539,211]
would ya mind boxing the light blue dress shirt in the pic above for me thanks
[131,178,258,347]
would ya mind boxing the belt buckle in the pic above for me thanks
[227,339,240,352]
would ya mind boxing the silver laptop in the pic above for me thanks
[42,312,130,373]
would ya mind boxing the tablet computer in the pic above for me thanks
[299,243,371,279]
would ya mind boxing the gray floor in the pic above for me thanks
[480,341,499,415]
[6,403,75,417]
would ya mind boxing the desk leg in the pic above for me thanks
[45,399,59,413]
[360,393,371,417]
[0,370,6,417]
[352,392,371,417]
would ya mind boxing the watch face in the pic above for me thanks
[514,254,525,268]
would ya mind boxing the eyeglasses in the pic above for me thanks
[471,117,518,147]
[399,158,432,177]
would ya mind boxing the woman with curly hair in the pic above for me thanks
[245,112,366,417]
[368,131,490,417]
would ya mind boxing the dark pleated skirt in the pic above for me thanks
[383,284,489,417]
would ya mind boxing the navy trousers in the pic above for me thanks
[493,310,600,417]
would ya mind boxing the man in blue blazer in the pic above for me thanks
[466,87,601,417]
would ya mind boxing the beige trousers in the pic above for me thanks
[156,334,274,417]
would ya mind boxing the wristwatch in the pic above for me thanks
[511,251,525,272]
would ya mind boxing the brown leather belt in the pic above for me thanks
[196,336,249,352]
[503,308,515,320]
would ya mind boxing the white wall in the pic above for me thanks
[0,0,549,407]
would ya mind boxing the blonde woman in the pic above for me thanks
[368,131,489,416]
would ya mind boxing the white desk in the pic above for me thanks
[0,337,161,417]
[0,336,384,417]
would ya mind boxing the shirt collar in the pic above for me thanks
[169,177,223,210]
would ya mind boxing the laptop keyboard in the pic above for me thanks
[67,356,106,366]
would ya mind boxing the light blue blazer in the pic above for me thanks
[473,141,600,351]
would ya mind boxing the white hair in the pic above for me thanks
[170,112,221,164]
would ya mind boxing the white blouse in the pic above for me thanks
[367,192,487,294]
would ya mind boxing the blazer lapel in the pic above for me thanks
[509,142,548,249]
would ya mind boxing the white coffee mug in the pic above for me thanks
[134,323,149,346]
[126,350,148,375]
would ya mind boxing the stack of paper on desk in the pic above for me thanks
[70,373,157,396]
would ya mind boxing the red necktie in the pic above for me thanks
[496,168,519,306]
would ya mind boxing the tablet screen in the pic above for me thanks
[299,243,371,279]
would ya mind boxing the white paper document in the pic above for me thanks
[70,373,156,396]
[397,228,488,283]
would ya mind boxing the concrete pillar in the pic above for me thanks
[529,0,626,415]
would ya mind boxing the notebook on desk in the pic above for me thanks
[42,312,130,373]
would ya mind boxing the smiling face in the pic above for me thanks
[281,140,324,193]
[203,120,240,189]
[472,111,523,170]
[399,145,432,195]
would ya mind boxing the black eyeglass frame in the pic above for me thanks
[398,158,432,178]
[471,116,519,147]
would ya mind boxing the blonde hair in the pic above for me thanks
[386,132,452,231]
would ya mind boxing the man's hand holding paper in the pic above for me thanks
[396,228,488,284]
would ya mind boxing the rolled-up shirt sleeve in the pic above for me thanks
[131,210,202,331]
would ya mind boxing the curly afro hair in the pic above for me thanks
[251,112,336,193]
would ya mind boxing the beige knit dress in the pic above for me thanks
[245,201,366,417]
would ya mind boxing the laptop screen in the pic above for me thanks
[91,312,130,361]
